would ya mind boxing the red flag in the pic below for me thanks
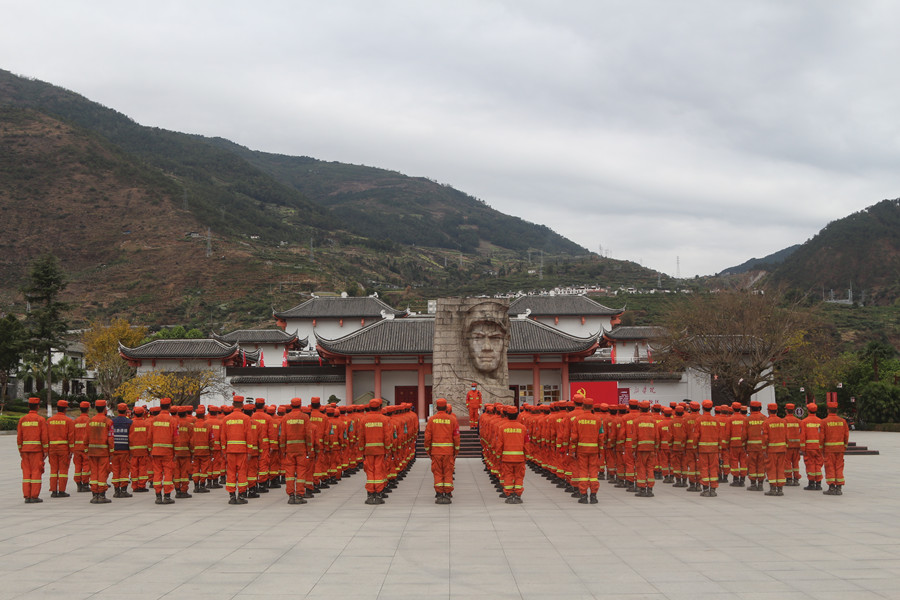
[610,344,617,364]
[241,352,247,368]
[259,350,265,368]
[282,348,288,367]
[647,348,653,364]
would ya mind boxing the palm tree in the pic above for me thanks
[19,355,47,397]
[53,355,86,398]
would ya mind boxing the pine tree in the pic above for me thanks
[20,253,70,411]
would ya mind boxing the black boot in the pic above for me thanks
[834,485,843,495]
[229,492,239,505]
[815,481,823,491]
[98,491,112,504]
[269,478,281,489]
[90,493,100,504]
[155,493,164,505]
[589,492,598,504]
[247,486,260,499]
[700,486,712,497]
[764,484,778,496]
[578,493,588,504]
[257,481,269,493]
[119,486,132,498]
[237,491,248,504]
[163,493,175,504]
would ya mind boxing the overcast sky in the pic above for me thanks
[3,1,899,277]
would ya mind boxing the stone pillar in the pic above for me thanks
[432,297,514,416]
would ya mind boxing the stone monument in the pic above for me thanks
[432,297,514,420]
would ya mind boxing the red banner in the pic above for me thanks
[570,381,618,405]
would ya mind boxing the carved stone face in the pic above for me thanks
[467,320,506,373]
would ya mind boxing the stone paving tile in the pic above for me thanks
[1,431,899,600]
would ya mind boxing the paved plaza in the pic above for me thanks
[1,431,898,600]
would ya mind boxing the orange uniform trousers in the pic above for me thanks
[784,448,801,480]
[174,456,192,491]
[766,451,786,486]
[20,453,45,498]
[729,447,747,478]
[430,454,456,494]
[89,455,110,493]
[622,449,636,483]
[192,454,211,483]
[364,455,387,493]
[824,452,845,485]
[685,449,699,483]
[803,449,823,482]
[48,453,71,493]
[304,452,318,491]
[636,450,656,488]
[73,452,88,485]
[225,453,248,493]
[111,450,130,488]
[131,455,150,490]
[698,452,719,488]
[283,454,309,496]
[747,450,766,482]
[247,454,259,487]
[151,455,175,494]
[500,461,525,496]
[575,452,601,494]
[468,405,480,428]
[670,450,685,477]
[657,449,671,476]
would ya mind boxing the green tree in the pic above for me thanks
[861,340,896,382]
[0,314,26,411]
[857,380,900,424]
[52,355,86,398]
[657,291,824,405]
[20,253,70,411]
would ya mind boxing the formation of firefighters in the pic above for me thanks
[15,394,418,505]
[16,385,850,505]
[478,393,850,502]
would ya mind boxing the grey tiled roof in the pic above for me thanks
[316,316,598,356]
[119,339,239,359]
[509,295,624,316]
[214,329,307,348]
[275,296,405,319]
[603,326,667,340]
[569,371,683,381]
[230,374,346,384]
[317,318,434,355]
[509,319,598,354]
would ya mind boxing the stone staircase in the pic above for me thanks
[846,441,879,455]
[416,429,483,458]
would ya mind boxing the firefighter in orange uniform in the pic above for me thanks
[633,400,660,497]
[727,402,747,487]
[570,398,604,503]
[694,400,720,497]
[220,396,252,504]
[424,398,460,504]
[307,397,327,494]
[86,399,114,504]
[783,403,802,486]
[17,397,49,503]
[801,402,824,491]
[128,406,151,492]
[47,399,75,498]
[190,405,213,494]
[762,403,787,496]
[658,406,673,483]
[149,397,178,504]
[73,400,91,492]
[280,397,312,504]
[207,405,225,488]
[172,406,193,498]
[822,399,849,495]
[267,405,283,488]
[745,401,766,491]
[361,398,391,504]
[465,383,482,429]
[496,405,527,503]
[669,404,688,487]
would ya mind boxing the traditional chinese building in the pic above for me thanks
[273,294,406,344]
[508,294,623,337]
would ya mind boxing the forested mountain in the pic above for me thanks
[718,245,800,276]
[0,68,666,328]
[767,199,900,304]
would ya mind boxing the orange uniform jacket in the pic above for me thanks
[149,412,177,457]
[822,414,849,453]
[220,412,252,453]
[496,421,527,463]
[424,412,460,455]
[86,414,114,457]
[47,411,75,455]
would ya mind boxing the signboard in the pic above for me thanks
[618,387,630,405]
[794,407,804,418]
[570,381,619,405]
